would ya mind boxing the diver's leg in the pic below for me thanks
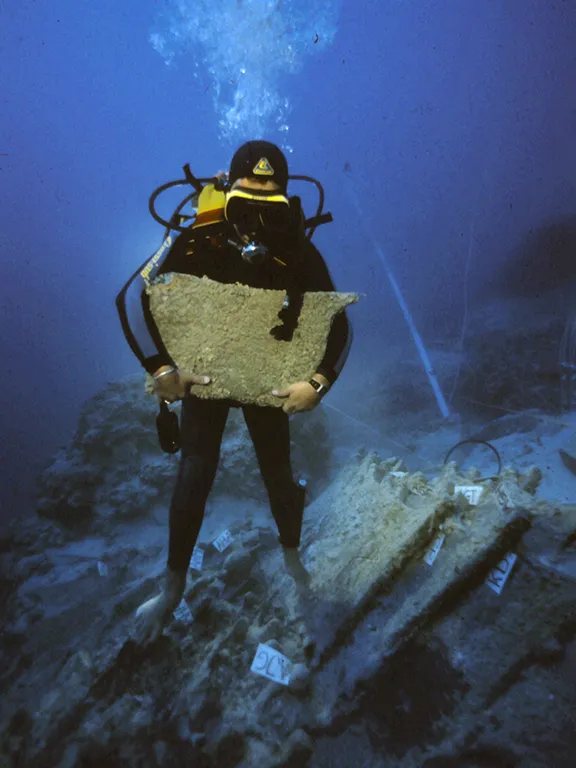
[134,396,230,645]
[242,405,305,548]
[167,397,230,572]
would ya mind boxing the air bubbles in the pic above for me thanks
[149,0,342,143]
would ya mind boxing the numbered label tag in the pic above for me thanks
[213,530,234,553]
[424,534,446,566]
[190,547,204,571]
[97,561,108,577]
[250,643,293,686]
[173,599,194,623]
[455,485,483,506]
[485,553,517,594]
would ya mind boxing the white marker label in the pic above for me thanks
[97,561,108,577]
[455,485,483,506]
[250,643,293,686]
[213,530,234,553]
[390,471,408,478]
[173,600,194,623]
[190,547,204,571]
[485,553,517,594]
[424,534,446,566]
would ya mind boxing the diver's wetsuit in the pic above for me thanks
[115,229,352,569]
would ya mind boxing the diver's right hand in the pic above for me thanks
[153,367,211,403]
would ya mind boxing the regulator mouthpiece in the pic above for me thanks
[228,238,270,265]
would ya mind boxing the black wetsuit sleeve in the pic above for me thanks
[300,241,353,385]
[115,234,186,375]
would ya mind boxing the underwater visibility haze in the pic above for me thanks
[1,1,576,765]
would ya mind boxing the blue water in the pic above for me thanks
[1,0,576,521]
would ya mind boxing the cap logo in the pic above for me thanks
[253,157,274,176]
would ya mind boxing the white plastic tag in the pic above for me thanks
[485,553,517,594]
[250,643,293,686]
[173,599,194,623]
[424,534,446,566]
[390,471,408,478]
[213,530,234,553]
[455,485,483,506]
[190,547,204,571]
[97,561,108,577]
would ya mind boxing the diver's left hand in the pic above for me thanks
[272,382,321,414]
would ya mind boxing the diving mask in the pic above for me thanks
[225,187,291,233]
[225,187,296,264]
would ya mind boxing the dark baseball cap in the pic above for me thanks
[228,140,289,192]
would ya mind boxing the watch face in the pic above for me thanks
[310,379,325,394]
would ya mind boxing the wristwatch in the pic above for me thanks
[308,378,329,397]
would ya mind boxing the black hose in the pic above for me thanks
[443,439,502,478]
[289,174,324,240]
[149,176,218,233]
[149,171,330,238]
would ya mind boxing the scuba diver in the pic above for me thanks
[115,140,352,646]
